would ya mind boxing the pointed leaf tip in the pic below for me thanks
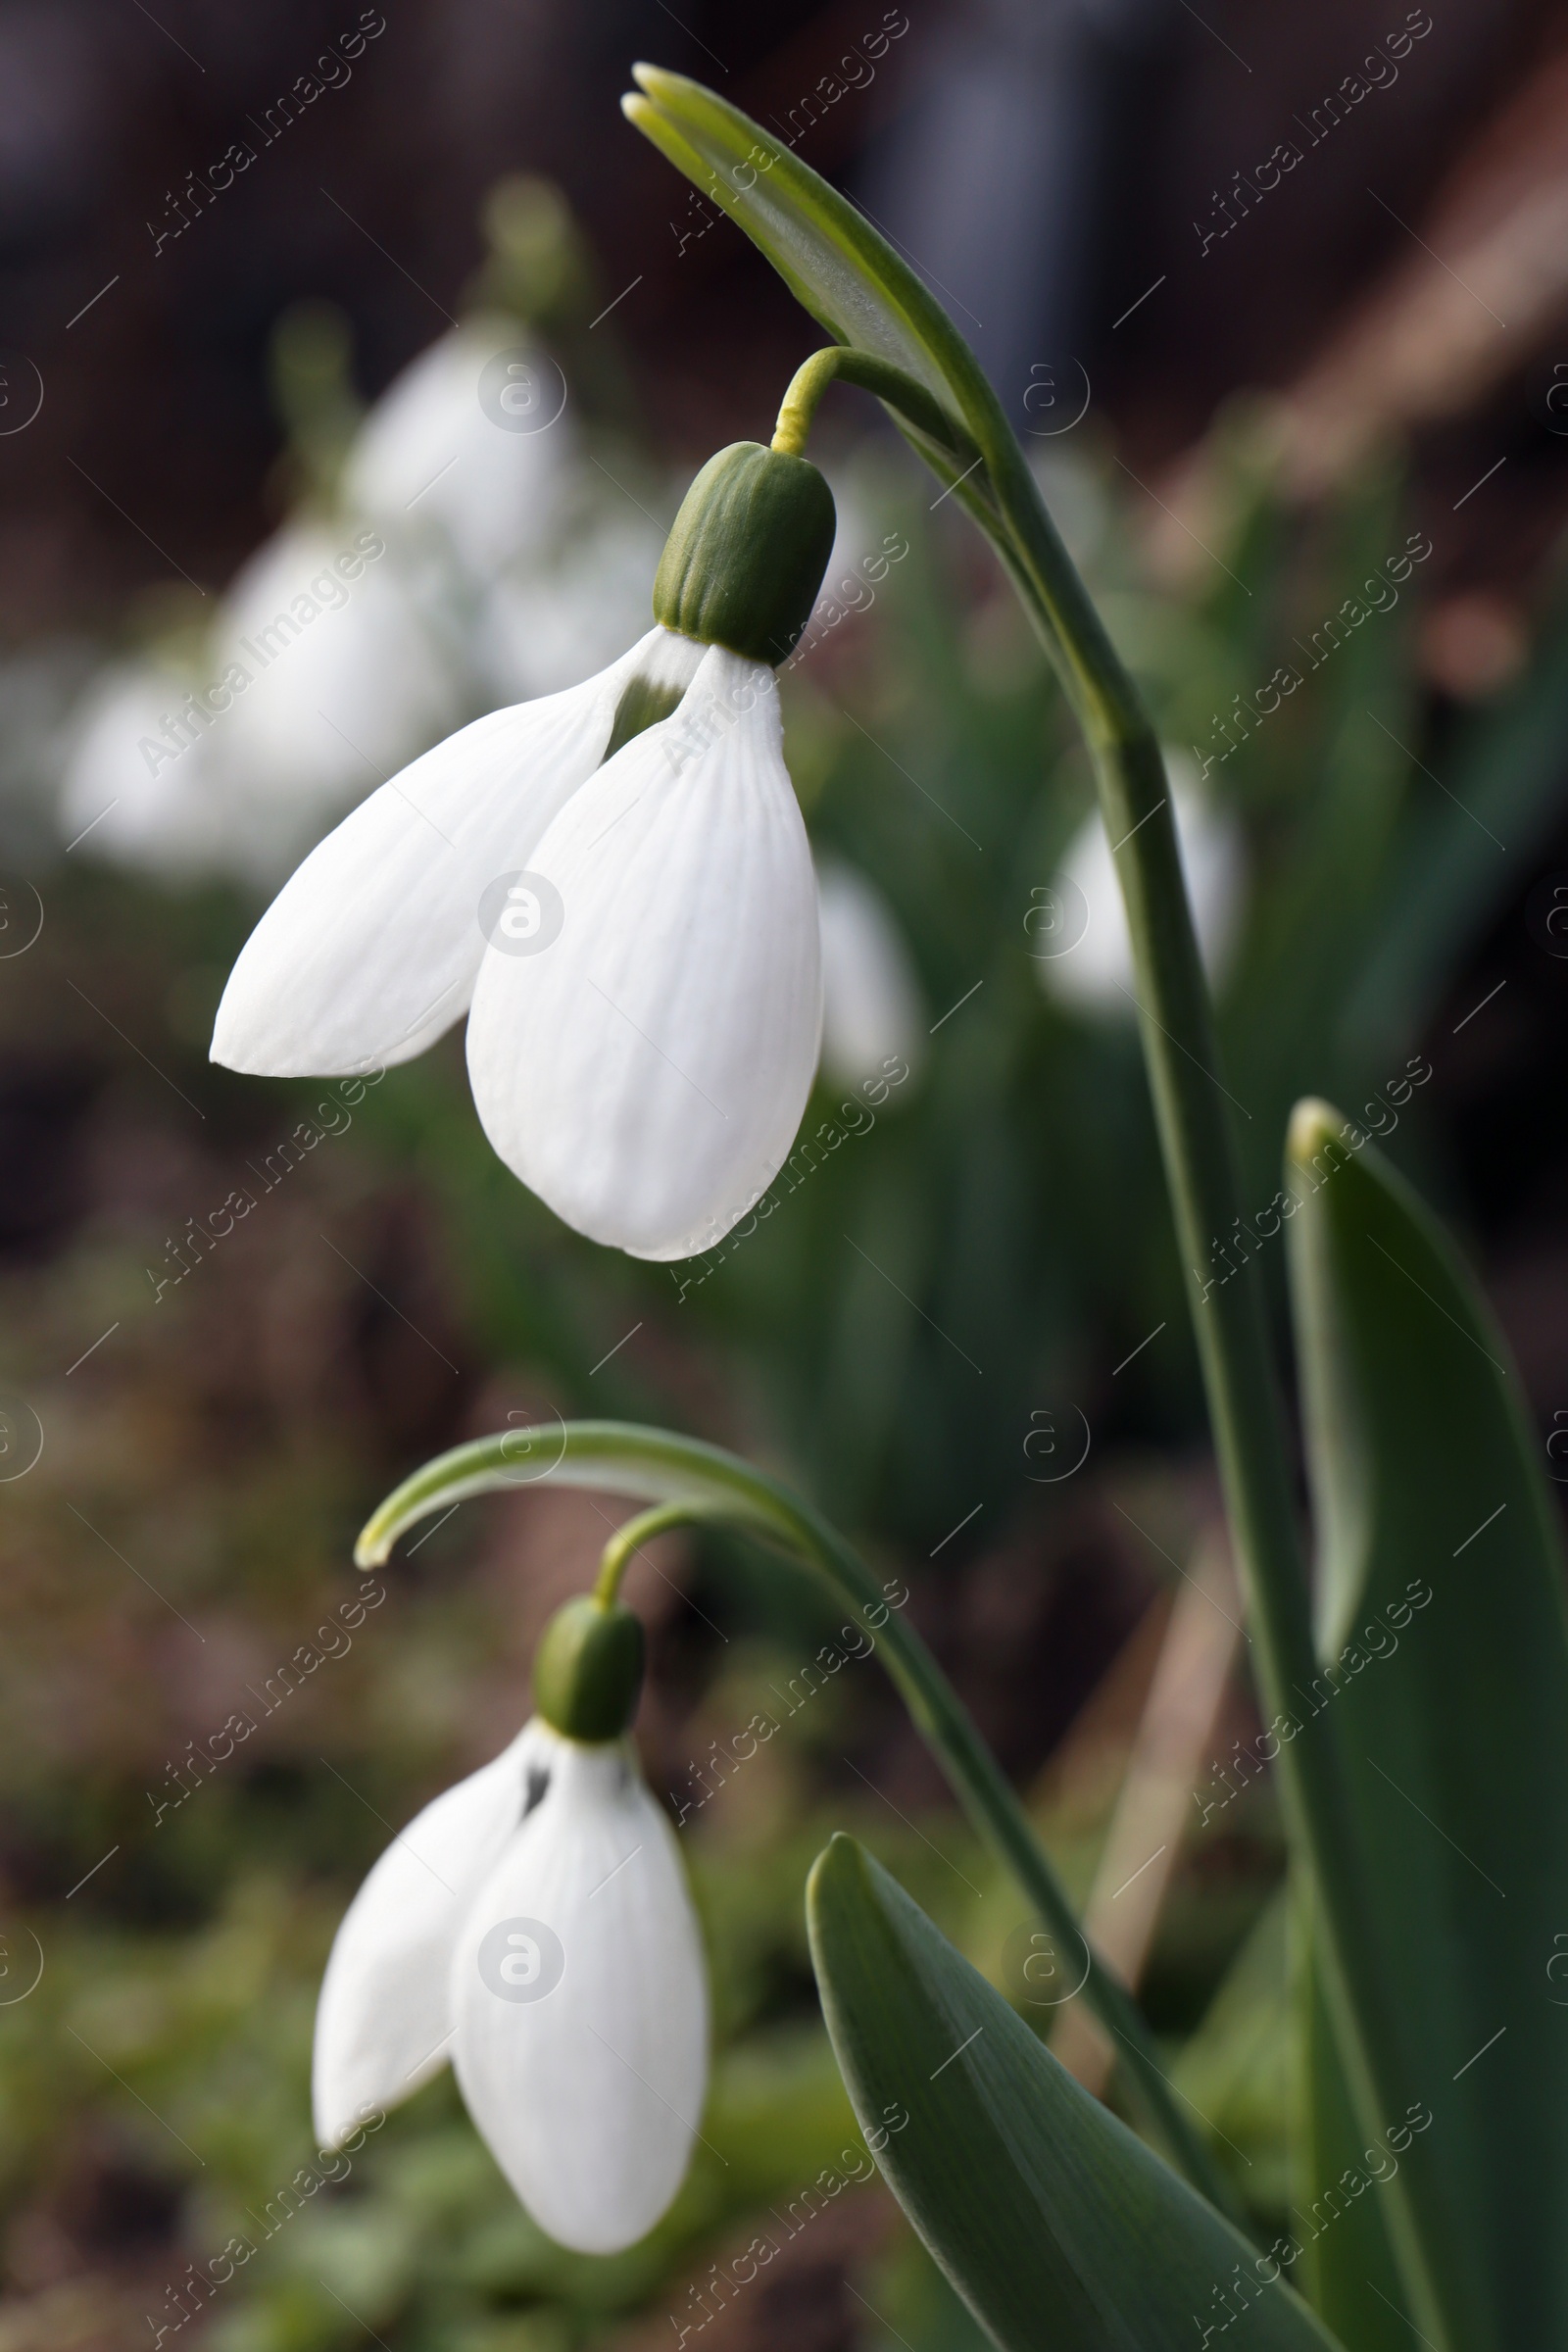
[1287,1095,1348,1168]
[615,65,995,439]
[807,1829,866,1915]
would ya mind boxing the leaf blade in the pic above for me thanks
[624,68,993,442]
[1286,1099,1568,2348]
[1296,1908,1413,2352]
[622,67,1151,734]
[808,1834,1345,2352]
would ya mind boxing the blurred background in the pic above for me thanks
[5,1,1568,2346]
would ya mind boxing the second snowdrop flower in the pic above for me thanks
[213,438,838,1259]
[1034,757,1245,1015]
[313,1580,709,2255]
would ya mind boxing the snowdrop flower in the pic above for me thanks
[208,519,461,875]
[59,658,233,876]
[58,524,460,888]
[314,1591,708,2254]
[816,857,925,1090]
[1036,758,1244,1014]
[214,439,839,1259]
[344,318,573,583]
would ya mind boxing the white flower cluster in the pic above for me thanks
[59,318,663,885]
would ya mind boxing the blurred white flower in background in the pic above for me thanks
[816,856,926,1090]
[207,518,461,875]
[58,523,462,886]
[56,298,675,883]
[48,204,922,930]
[1036,756,1245,1014]
[343,317,573,584]
[60,658,231,877]
[478,500,665,703]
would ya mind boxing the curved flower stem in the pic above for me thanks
[769,347,1448,2337]
[357,1419,1246,2228]
[981,447,1458,2339]
[593,1499,710,1603]
[771,347,979,467]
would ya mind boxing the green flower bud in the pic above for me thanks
[654,441,836,665]
[532,1593,646,1741]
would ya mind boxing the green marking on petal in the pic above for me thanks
[603,671,688,762]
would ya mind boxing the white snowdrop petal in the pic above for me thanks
[312,1719,552,2150]
[1038,761,1245,1014]
[466,648,822,1259]
[211,628,700,1078]
[451,1736,708,2253]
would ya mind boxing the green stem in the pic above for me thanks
[952,419,1451,2343]
[775,341,1457,2342]
[593,1500,703,1603]
[769,345,1452,2344]
[771,346,978,466]
[357,1420,1245,2228]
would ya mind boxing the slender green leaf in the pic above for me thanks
[622,67,994,452]
[808,1835,1345,2352]
[1295,1911,1412,2352]
[1286,1099,1568,2349]
[620,66,1135,731]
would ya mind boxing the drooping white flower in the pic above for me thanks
[313,1717,552,2139]
[343,318,573,583]
[1036,759,1245,1014]
[313,1716,708,2255]
[815,857,925,1091]
[59,659,232,876]
[215,433,838,1258]
[206,519,461,872]
[464,646,821,1259]
[213,625,823,1259]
